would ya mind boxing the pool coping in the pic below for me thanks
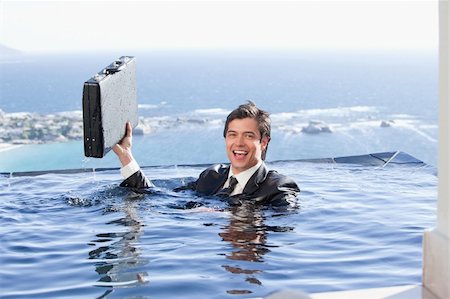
[264,285,439,299]
[0,151,428,177]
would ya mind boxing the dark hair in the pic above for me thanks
[223,101,271,160]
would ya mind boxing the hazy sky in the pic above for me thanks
[0,0,439,52]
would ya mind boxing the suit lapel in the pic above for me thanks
[242,163,268,195]
[210,166,230,194]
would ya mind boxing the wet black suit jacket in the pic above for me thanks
[120,163,300,207]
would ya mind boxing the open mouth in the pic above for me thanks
[233,150,248,160]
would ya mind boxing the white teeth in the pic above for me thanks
[233,150,247,155]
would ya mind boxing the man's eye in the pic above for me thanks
[227,132,236,138]
[245,133,255,139]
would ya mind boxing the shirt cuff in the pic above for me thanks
[120,159,140,179]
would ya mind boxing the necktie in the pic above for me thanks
[216,176,238,197]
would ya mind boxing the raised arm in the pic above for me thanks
[113,122,153,188]
[113,122,135,167]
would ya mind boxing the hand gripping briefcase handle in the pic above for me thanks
[82,56,138,158]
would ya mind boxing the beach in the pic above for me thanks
[0,143,22,153]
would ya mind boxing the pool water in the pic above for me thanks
[0,157,437,298]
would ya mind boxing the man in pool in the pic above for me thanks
[113,102,300,206]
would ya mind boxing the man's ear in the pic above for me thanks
[261,135,270,150]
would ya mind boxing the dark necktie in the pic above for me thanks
[216,176,238,197]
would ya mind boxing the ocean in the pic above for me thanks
[0,49,438,171]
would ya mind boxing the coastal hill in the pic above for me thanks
[0,43,22,56]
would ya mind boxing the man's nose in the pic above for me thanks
[236,134,245,145]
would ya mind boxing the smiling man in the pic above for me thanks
[114,102,300,206]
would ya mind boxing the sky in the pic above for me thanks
[0,0,439,52]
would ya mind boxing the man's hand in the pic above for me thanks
[113,122,134,167]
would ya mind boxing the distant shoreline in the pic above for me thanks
[0,143,23,153]
[0,109,84,146]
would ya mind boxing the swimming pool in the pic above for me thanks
[0,153,437,298]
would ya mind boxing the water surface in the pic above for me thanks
[0,160,436,298]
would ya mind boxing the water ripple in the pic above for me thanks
[0,162,436,298]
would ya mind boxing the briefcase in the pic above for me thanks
[82,56,138,158]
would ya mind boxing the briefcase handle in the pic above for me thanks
[105,56,133,74]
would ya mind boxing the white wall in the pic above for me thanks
[422,1,450,298]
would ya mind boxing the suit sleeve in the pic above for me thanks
[269,176,300,207]
[119,170,154,189]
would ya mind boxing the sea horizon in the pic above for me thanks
[0,49,439,171]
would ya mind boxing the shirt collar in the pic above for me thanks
[228,160,263,189]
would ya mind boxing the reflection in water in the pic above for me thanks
[87,192,149,298]
[219,203,294,295]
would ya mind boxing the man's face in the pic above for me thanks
[225,118,269,175]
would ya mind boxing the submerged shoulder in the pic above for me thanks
[200,164,229,176]
[264,170,300,207]
[266,170,299,188]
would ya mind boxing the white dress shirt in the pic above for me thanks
[120,160,152,187]
[223,160,262,196]
[120,159,140,179]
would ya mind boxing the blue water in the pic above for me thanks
[0,50,439,297]
[0,49,439,171]
[0,50,438,116]
[0,161,436,298]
